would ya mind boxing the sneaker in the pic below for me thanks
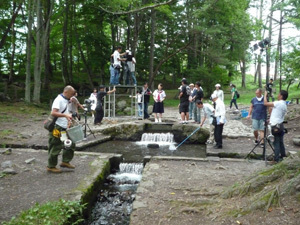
[184,120,188,124]
[260,143,265,148]
[158,118,162,123]
[213,145,222,149]
[155,118,158,123]
[60,162,75,169]
[180,121,185,124]
[47,167,62,173]
[254,139,259,144]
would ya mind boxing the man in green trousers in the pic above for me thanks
[47,85,76,173]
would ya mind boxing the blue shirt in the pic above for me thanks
[251,96,267,120]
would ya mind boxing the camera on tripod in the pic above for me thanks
[83,99,94,112]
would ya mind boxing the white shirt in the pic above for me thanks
[202,103,215,124]
[214,98,226,124]
[270,100,287,126]
[113,50,121,67]
[89,93,97,111]
[153,89,166,102]
[52,94,69,129]
[213,89,224,102]
[136,93,142,103]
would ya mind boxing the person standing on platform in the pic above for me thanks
[142,82,152,119]
[94,85,116,125]
[125,51,137,86]
[113,46,126,85]
[152,83,166,123]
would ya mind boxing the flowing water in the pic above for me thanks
[87,163,143,225]
[85,133,206,223]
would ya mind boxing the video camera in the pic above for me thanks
[83,99,94,112]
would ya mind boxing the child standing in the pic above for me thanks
[152,83,166,123]
[136,90,143,117]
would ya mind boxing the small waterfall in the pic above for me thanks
[119,163,143,174]
[139,132,174,145]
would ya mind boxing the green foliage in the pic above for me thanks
[2,199,86,225]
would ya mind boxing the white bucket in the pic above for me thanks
[67,125,84,143]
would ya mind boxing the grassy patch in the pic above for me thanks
[2,199,86,225]
[0,129,14,138]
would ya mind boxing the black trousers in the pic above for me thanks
[214,124,224,147]
[94,105,104,124]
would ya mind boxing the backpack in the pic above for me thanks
[186,85,191,96]
[235,91,240,99]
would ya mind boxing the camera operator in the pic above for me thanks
[266,78,274,102]
[247,89,267,147]
[94,85,116,125]
[47,85,76,173]
[264,89,288,164]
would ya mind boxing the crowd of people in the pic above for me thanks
[45,53,288,173]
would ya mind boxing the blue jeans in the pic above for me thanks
[189,101,195,119]
[273,133,286,162]
[138,103,143,117]
[109,65,115,85]
[144,102,149,119]
[113,68,120,85]
[193,105,201,122]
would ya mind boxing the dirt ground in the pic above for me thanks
[0,104,300,224]
[131,158,300,225]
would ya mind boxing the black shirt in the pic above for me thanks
[97,91,107,105]
[195,88,204,101]
[266,82,273,94]
[180,85,189,103]
[143,88,152,103]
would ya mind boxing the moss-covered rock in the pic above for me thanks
[172,124,210,144]
[101,123,145,141]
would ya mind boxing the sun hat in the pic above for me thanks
[215,84,221,87]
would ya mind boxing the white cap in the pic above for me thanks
[211,93,217,99]
[215,84,221,87]
[126,50,130,53]
[189,83,194,86]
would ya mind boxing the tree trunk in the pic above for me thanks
[0,1,23,49]
[279,9,283,91]
[148,8,156,88]
[257,0,263,88]
[9,1,17,84]
[240,59,246,88]
[266,0,274,82]
[33,0,53,103]
[33,0,43,103]
[43,0,52,90]
[25,0,33,102]
[62,0,70,85]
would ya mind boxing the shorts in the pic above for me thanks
[252,119,265,131]
[179,101,189,113]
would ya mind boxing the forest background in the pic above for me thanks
[0,0,300,105]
